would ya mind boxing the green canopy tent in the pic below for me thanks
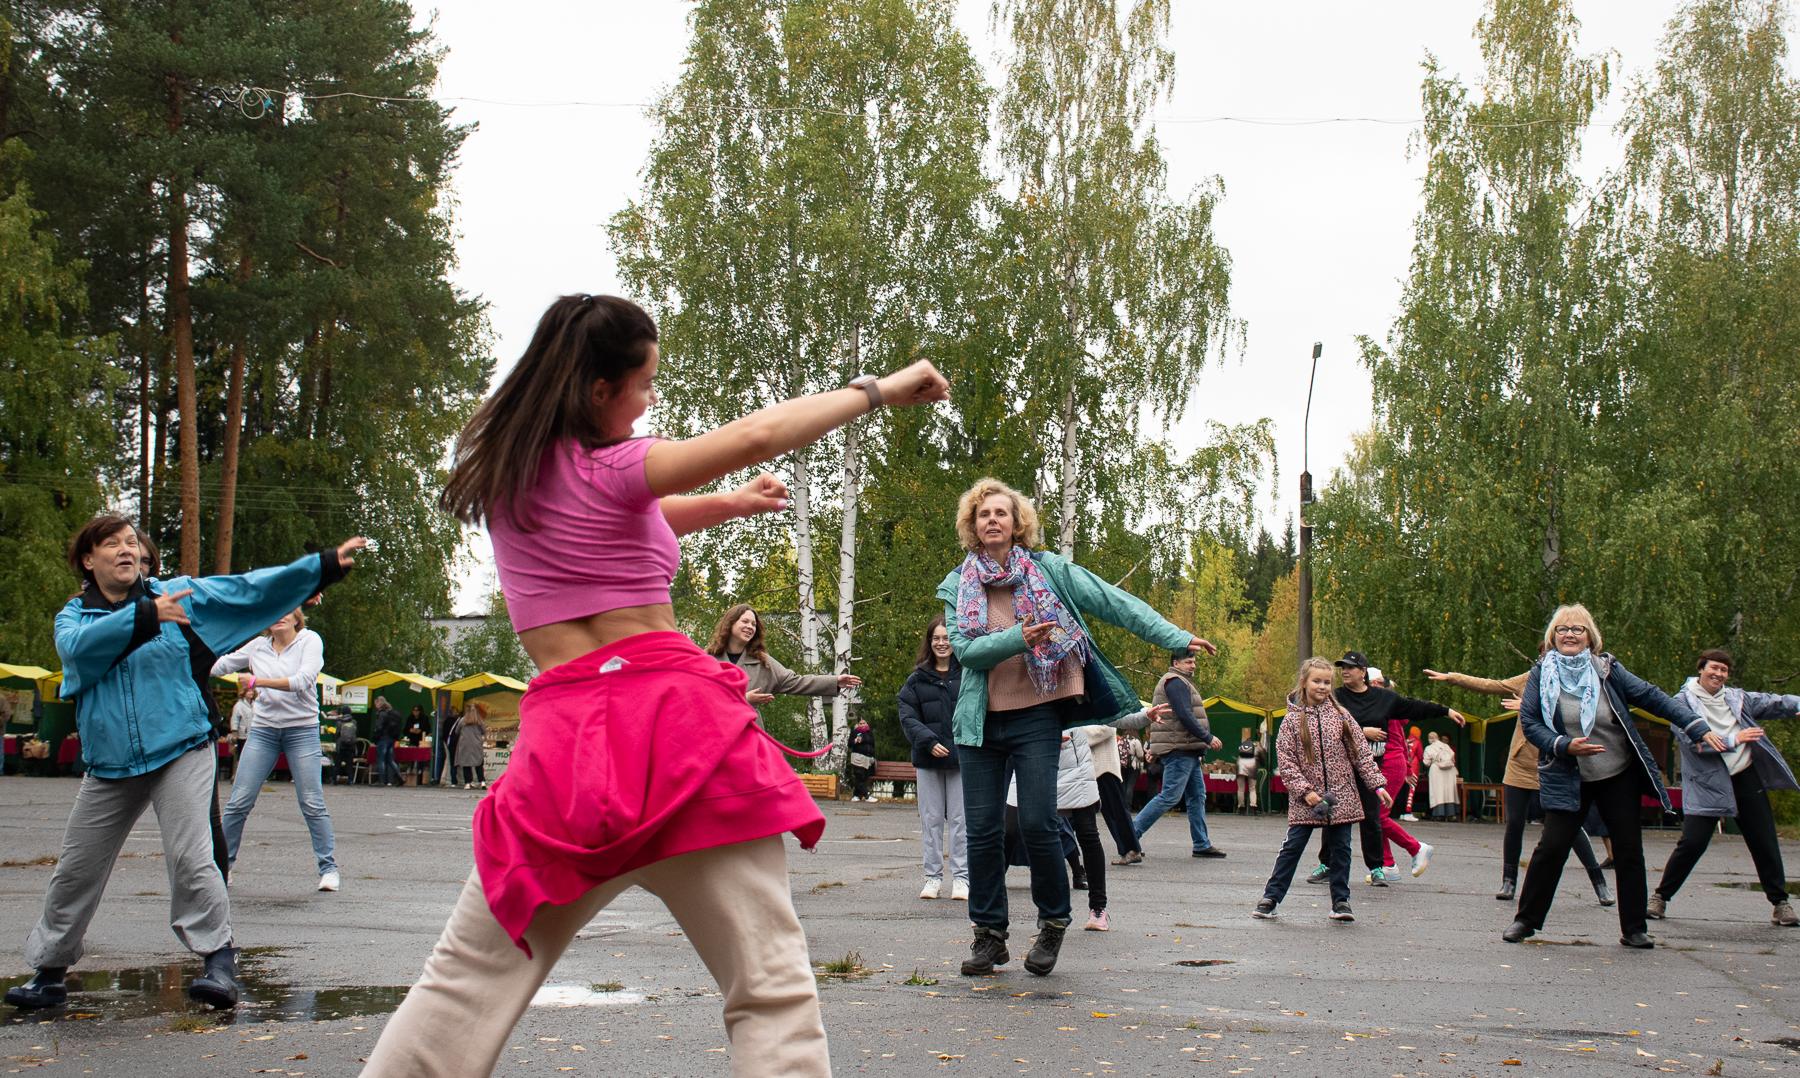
[338,671,444,721]
[0,663,53,734]
[441,673,530,782]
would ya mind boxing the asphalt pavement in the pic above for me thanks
[0,775,1796,1075]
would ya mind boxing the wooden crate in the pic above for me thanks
[799,773,839,800]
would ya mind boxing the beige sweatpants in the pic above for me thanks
[363,836,830,1077]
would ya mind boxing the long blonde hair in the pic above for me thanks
[1291,657,1349,770]
[1541,604,1603,654]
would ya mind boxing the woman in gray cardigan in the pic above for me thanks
[704,604,861,706]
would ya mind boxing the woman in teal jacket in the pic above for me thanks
[938,478,1210,979]
[6,514,363,1014]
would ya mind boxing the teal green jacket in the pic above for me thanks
[936,551,1192,747]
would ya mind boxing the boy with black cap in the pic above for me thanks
[1304,651,1463,887]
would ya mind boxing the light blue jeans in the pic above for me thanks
[221,725,337,875]
[1132,752,1212,853]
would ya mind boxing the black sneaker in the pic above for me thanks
[960,927,1009,976]
[1191,847,1226,858]
[1070,869,1088,891]
[1619,932,1654,950]
[1328,902,1355,922]
[1023,921,1067,976]
[1251,899,1278,920]
[4,968,67,1010]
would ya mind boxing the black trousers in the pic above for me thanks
[1064,805,1107,911]
[1315,779,1384,870]
[1516,772,1646,936]
[1096,773,1140,856]
[1656,768,1789,905]
[1502,783,1604,886]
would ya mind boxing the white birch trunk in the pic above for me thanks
[791,447,827,756]
[1058,382,1078,556]
[826,420,862,770]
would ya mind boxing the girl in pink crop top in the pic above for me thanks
[487,436,681,631]
[366,293,948,1078]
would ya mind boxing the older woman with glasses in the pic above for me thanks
[1503,605,1723,949]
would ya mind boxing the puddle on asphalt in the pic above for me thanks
[1173,959,1234,967]
[1,949,639,1025]
[530,984,646,1008]
[1765,1037,1800,1053]
[1713,881,1800,895]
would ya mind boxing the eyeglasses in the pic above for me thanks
[1553,626,1588,637]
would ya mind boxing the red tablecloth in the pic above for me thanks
[1203,774,1238,793]
[57,737,80,766]
[4,735,15,756]
[366,745,432,765]
[1647,787,1681,811]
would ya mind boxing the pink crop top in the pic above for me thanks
[489,438,680,632]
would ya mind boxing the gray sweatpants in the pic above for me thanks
[24,744,232,969]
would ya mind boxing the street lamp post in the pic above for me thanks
[1298,342,1321,665]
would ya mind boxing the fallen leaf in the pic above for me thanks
[1091,1011,1115,1018]
[1501,1061,1522,1066]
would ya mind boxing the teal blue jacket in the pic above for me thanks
[936,551,1191,747]
[54,551,345,779]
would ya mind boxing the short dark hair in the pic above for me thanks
[135,527,160,577]
[1696,648,1734,674]
[67,513,137,586]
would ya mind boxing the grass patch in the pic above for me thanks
[166,1014,215,1033]
[815,951,872,982]
[901,970,939,986]
[809,880,845,895]
[591,981,625,993]
[0,855,57,868]
[848,834,882,840]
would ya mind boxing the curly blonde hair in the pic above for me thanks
[954,478,1041,552]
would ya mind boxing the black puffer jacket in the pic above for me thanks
[898,661,961,769]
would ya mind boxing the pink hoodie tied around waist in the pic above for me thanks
[473,631,826,954]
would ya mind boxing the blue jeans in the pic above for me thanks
[1263,822,1351,905]
[1132,752,1213,852]
[221,725,337,875]
[960,705,1071,931]
[376,738,401,785]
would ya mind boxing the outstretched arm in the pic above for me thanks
[645,361,947,498]
[661,475,790,535]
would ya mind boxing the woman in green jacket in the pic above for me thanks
[938,478,1211,979]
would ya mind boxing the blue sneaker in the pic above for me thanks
[1366,867,1389,887]
[1305,863,1330,885]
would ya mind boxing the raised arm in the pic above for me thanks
[1609,660,1715,749]
[1424,669,1529,697]
[644,361,947,499]
[182,542,361,658]
[1053,557,1193,653]
[661,474,790,536]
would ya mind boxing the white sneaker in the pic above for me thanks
[464,783,474,790]
[318,871,340,892]
[1399,813,1419,822]
[1412,842,1434,877]
[919,878,942,900]
[951,879,969,901]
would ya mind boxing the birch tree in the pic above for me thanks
[613,0,987,757]
[991,0,1241,556]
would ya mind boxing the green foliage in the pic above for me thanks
[0,140,118,665]
[449,590,533,684]
[4,1,491,674]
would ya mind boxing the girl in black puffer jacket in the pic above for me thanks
[898,615,966,900]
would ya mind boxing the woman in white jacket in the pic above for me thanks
[1421,732,1458,819]
[213,608,339,892]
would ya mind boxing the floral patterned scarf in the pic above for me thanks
[955,546,1087,694]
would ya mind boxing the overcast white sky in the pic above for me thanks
[422,1,1713,612]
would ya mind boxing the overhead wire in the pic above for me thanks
[206,84,1588,131]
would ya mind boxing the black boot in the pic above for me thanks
[960,927,1009,976]
[1024,920,1067,976]
[1069,863,1088,891]
[1495,878,1516,901]
[188,946,240,1009]
[4,967,67,1010]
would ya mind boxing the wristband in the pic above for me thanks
[244,675,256,695]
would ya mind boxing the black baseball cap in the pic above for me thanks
[1334,650,1369,670]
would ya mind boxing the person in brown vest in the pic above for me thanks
[1132,652,1225,857]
